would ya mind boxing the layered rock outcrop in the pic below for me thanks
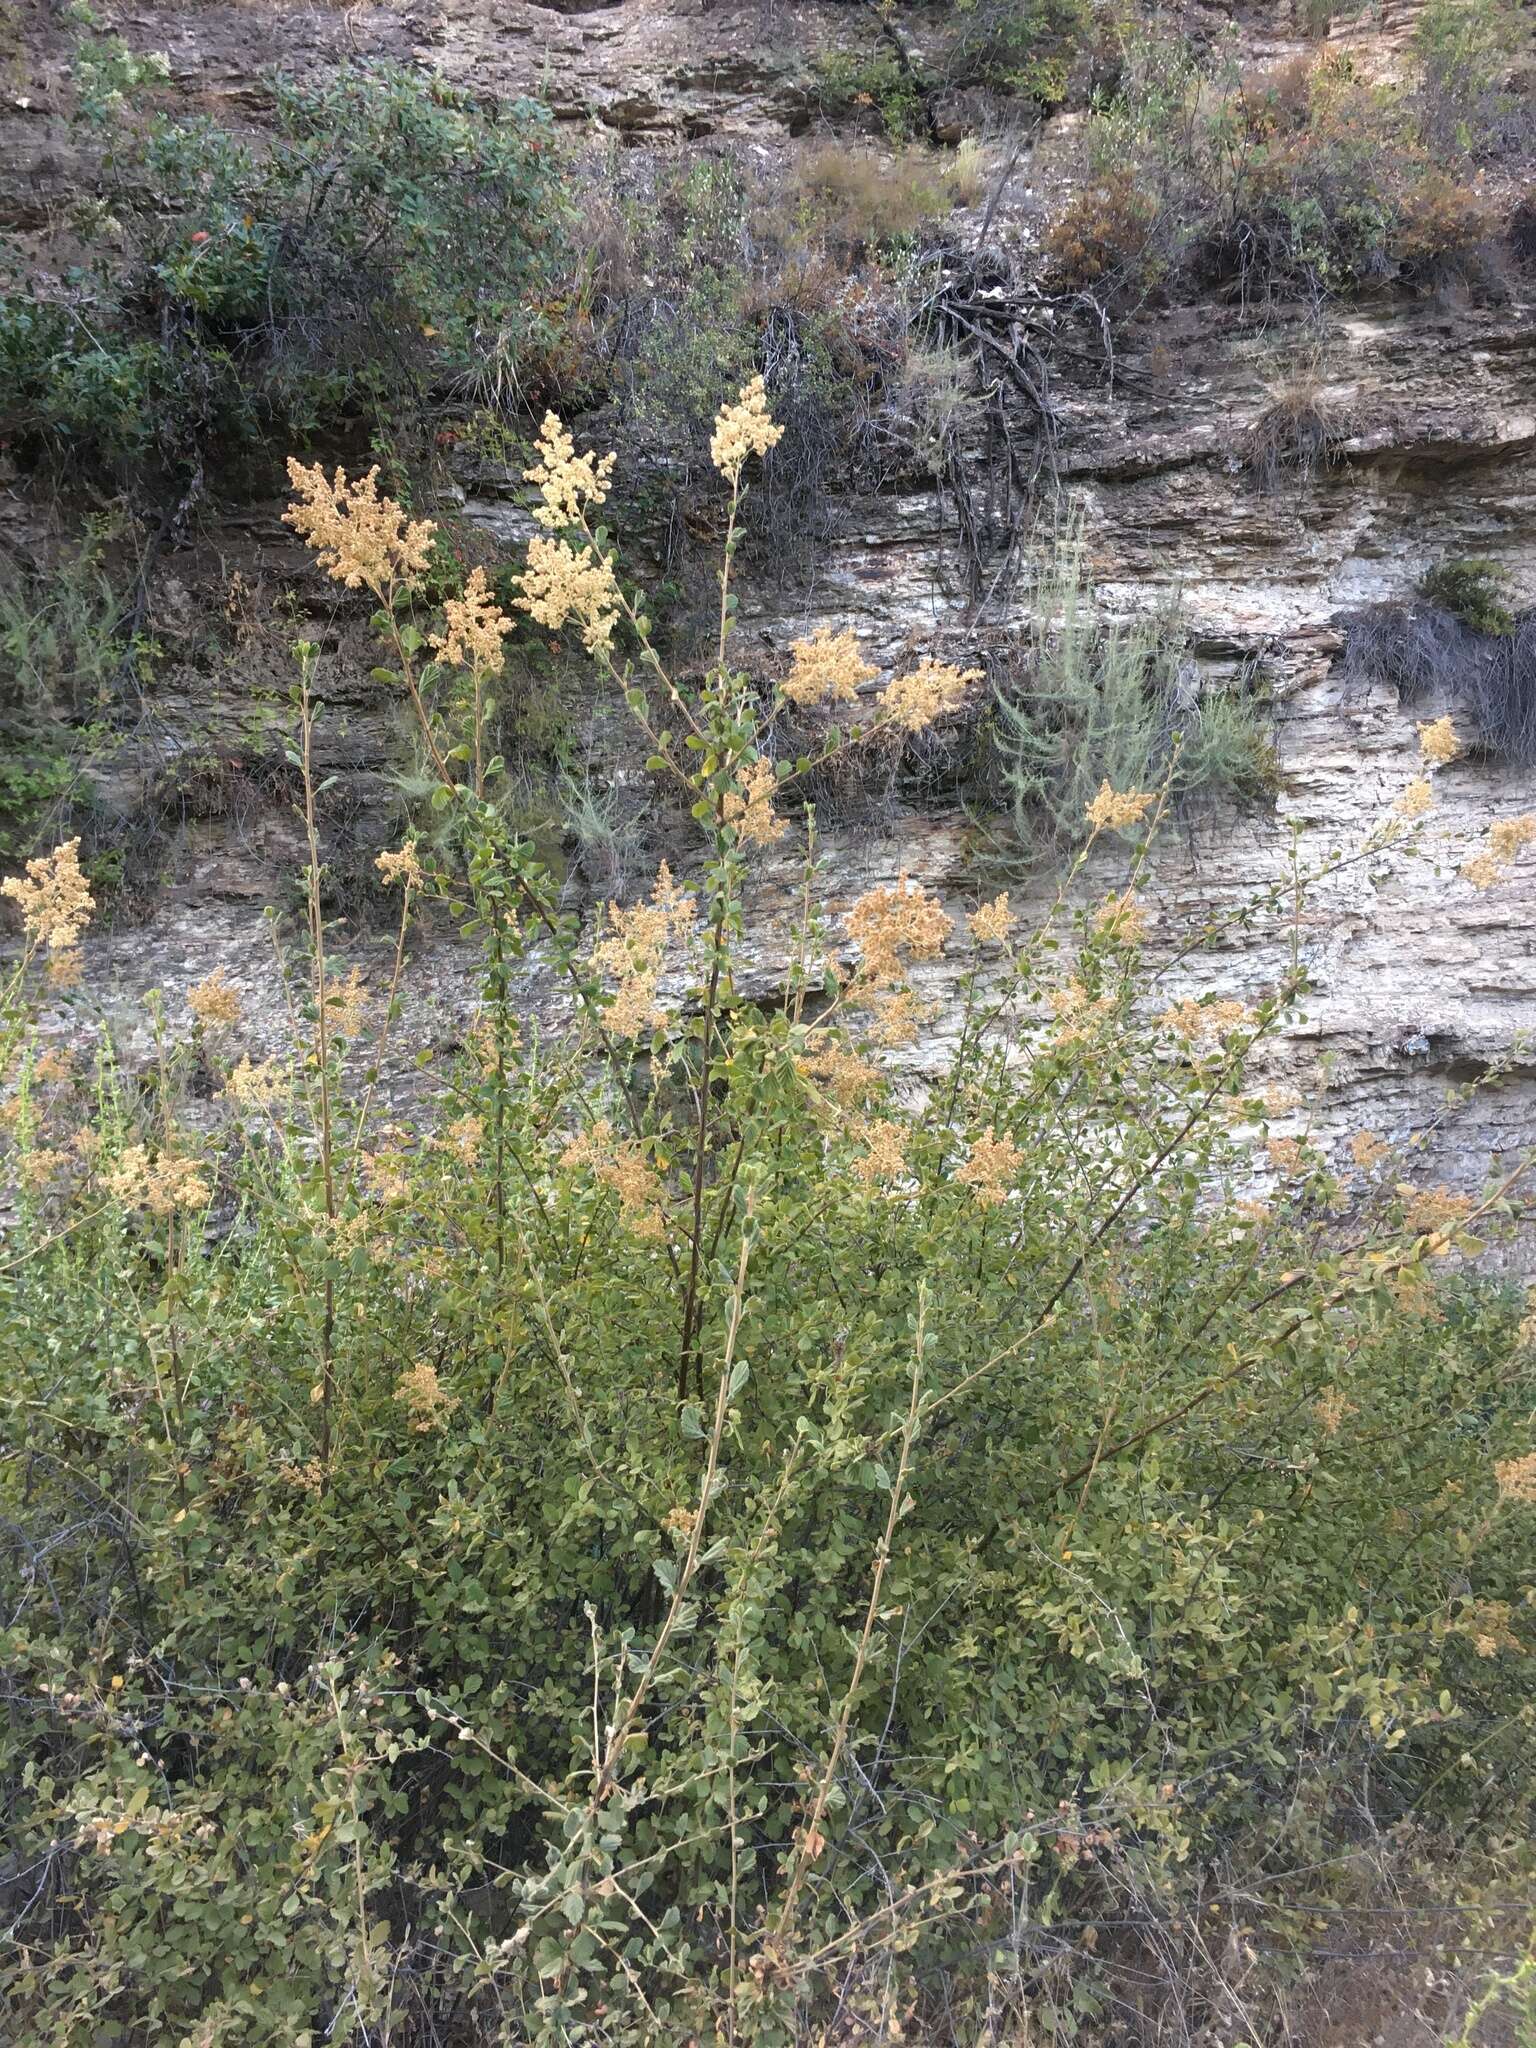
[6,0,1536,1192]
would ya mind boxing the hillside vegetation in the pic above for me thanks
[4,3,1536,2041]
[2,388,1535,2043]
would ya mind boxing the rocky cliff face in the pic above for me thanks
[8,0,1536,1194]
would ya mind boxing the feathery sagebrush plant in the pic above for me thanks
[4,389,1536,2043]
[989,516,1277,856]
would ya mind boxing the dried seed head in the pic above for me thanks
[432,566,513,673]
[523,412,616,531]
[850,1117,907,1188]
[1084,781,1154,834]
[967,893,1013,946]
[1093,889,1149,945]
[722,758,787,847]
[955,1127,1023,1207]
[1417,716,1461,767]
[879,658,979,734]
[845,873,952,987]
[782,627,876,709]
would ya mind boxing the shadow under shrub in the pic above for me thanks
[3,395,1535,2046]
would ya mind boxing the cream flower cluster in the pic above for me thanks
[433,566,513,673]
[524,412,616,531]
[966,893,1013,945]
[592,864,696,1038]
[879,658,979,734]
[187,970,242,1029]
[955,1127,1023,1207]
[782,628,876,709]
[1463,812,1536,890]
[722,759,787,847]
[519,537,621,654]
[1417,716,1462,767]
[376,841,425,891]
[1085,781,1154,833]
[284,461,436,592]
[2,839,94,954]
[845,873,952,987]
[710,375,784,480]
[560,1119,668,1240]
[103,1146,210,1217]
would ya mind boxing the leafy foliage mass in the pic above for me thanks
[1419,558,1518,639]
[812,0,1091,137]
[3,395,1536,2044]
[0,46,561,488]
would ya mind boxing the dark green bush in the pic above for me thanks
[944,0,1090,102]
[811,45,926,140]
[0,47,564,488]
[810,0,1094,130]
[1420,557,1517,636]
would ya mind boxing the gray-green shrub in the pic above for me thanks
[991,518,1276,855]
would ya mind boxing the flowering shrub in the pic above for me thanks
[3,386,1536,2043]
